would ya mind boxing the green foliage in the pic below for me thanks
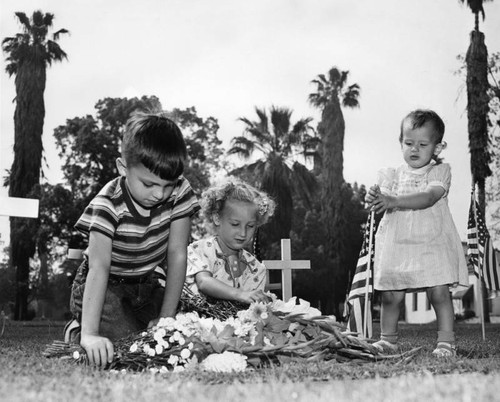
[0,260,16,313]
[229,106,318,243]
[291,182,367,317]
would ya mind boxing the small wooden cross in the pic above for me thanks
[263,238,310,302]
[0,196,39,218]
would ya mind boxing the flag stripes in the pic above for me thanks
[467,194,500,292]
[345,212,378,338]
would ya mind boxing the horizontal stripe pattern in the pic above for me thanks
[467,195,500,292]
[75,176,200,276]
[345,213,378,338]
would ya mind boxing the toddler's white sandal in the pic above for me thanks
[372,339,399,353]
[432,342,456,357]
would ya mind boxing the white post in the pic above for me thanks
[263,239,311,301]
[0,196,39,218]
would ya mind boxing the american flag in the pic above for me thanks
[345,211,378,338]
[467,194,500,292]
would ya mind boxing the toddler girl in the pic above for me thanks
[185,178,276,304]
[366,109,468,357]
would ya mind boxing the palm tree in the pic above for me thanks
[308,67,360,259]
[460,0,493,323]
[2,11,68,319]
[460,0,493,210]
[229,106,318,244]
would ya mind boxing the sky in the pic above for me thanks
[1,0,500,248]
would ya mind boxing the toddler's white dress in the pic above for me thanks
[374,162,469,291]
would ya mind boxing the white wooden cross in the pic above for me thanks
[263,238,311,302]
[0,196,39,218]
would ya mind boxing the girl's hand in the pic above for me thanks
[80,333,114,368]
[237,289,272,304]
[370,193,396,214]
[365,185,380,205]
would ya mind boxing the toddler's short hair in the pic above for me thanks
[201,178,276,230]
[122,111,187,180]
[399,109,445,144]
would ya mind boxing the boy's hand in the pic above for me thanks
[237,290,272,304]
[80,333,114,368]
[148,318,162,329]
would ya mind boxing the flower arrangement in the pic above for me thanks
[44,292,420,373]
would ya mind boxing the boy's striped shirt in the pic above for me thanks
[75,176,200,277]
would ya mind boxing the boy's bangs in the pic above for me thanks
[141,152,184,181]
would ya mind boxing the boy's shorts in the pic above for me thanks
[68,259,165,342]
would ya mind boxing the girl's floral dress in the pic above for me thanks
[185,236,266,295]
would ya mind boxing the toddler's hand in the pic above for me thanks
[365,185,380,206]
[238,289,272,304]
[80,333,114,368]
[370,192,395,214]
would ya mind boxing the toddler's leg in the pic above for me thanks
[374,290,405,352]
[427,285,456,357]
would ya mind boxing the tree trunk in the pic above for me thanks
[319,100,345,260]
[466,29,491,323]
[9,61,46,320]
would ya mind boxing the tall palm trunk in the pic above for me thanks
[320,99,345,259]
[9,60,46,320]
[466,26,491,324]
[466,30,490,211]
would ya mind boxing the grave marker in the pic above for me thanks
[263,238,310,302]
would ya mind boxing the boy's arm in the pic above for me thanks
[159,216,191,318]
[80,231,114,367]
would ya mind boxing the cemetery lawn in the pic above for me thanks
[0,320,499,402]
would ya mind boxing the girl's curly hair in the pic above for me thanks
[201,177,276,230]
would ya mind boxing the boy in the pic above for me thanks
[66,111,199,367]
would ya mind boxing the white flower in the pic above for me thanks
[188,342,194,350]
[173,365,185,372]
[149,368,159,374]
[201,351,247,373]
[155,344,164,355]
[153,328,167,342]
[72,351,80,360]
[159,366,169,374]
[143,344,156,357]
[180,348,191,360]
[178,337,186,346]
[157,317,176,330]
[129,343,138,353]
[168,354,179,366]
[270,297,322,319]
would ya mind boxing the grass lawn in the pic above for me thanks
[0,320,499,402]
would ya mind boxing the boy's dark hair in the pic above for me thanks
[399,109,445,144]
[122,111,187,180]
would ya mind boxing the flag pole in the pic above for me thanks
[363,209,375,338]
[471,184,486,341]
